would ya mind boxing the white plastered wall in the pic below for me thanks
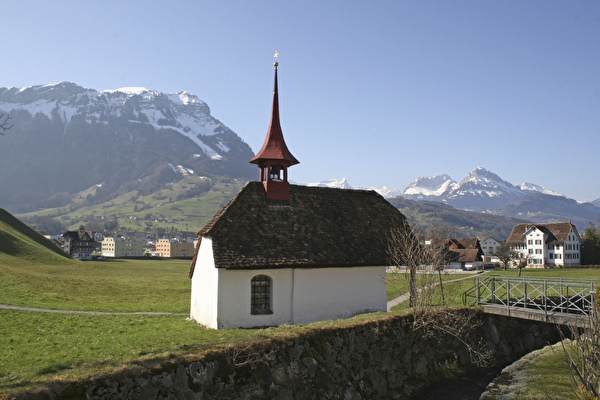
[191,249,387,329]
[215,266,386,329]
[291,266,387,325]
[190,237,219,329]
[216,268,294,329]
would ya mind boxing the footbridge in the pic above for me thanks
[463,275,597,328]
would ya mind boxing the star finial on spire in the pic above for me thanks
[274,51,279,69]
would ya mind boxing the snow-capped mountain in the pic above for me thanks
[302,178,402,198]
[445,167,524,211]
[402,167,563,212]
[0,82,255,213]
[305,177,353,190]
[399,167,600,231]
[296,170,598,232]
[0,82,234,161]
[516,182,562,196]
[401,174,456,200]
[366,186,403,199]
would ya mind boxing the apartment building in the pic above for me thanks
[102,237,145,258]
[506,221,581,267]
[156,238,195,258]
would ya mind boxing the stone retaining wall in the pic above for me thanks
[17,309,567,399]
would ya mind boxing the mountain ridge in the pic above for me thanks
[0,81,256,213]
[309,168,600,232]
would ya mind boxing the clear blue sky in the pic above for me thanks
[2,1,599,201]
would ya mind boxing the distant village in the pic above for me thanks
[46,229,197,260]
[46,220,582,269]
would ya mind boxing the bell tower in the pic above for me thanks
[249,53,299,205]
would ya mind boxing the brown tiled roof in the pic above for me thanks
[189,182,408,275]
[448,248,483,263]
[62,230,92,241]
[448,238,481,250]
[506,222,578,244]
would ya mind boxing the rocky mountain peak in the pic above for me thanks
[0,81,255,213]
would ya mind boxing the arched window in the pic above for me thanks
[251,275,273,315]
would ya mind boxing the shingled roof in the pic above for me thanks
[448,238,481,250]
[506,222,578,244]
[189,182,408,276]
[448,248,483,263]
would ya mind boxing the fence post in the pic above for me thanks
[507,278,510,315]
[565,285,569,314]
[524,280,528,309]
[544,279,547,322]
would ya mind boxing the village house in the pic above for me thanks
[189,59,409,329]
[62,229,95,260]
[479,236,502,263]
[91,231,105,243]
[506,221,581,267]
[446,238,484,270]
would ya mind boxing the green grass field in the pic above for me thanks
[4,191,595,397]
[2,238,598,397]
[0,258,191,313]
[504,342,574,399]
[386,270,477,301]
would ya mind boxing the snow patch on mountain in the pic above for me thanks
[306,178,353,190]
[168,163,194,176]
[0,81,227,160]
[299,178,402,198]
[365,186,403,198]
[518,182,562,196]
[403,174,456,197]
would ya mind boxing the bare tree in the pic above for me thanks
[388,221,493,367]
[515,252,528,276]
[560,301,600,398]
[387,221,452,308]
[0,113,12,134]
[493,242,519,271]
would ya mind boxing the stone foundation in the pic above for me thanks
[14,309,567,399]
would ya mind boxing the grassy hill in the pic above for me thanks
[15,177,247,237]
[0,208,71,262]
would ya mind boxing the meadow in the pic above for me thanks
[15,178,246,234]
[2,255,598,397]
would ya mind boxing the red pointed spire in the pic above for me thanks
[249,55,299,205]
[249,65,299,167]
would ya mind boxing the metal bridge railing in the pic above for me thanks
[463,275,597,317]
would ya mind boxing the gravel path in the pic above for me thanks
[0,304,187,316]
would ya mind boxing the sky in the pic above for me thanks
[1,0,599,201]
